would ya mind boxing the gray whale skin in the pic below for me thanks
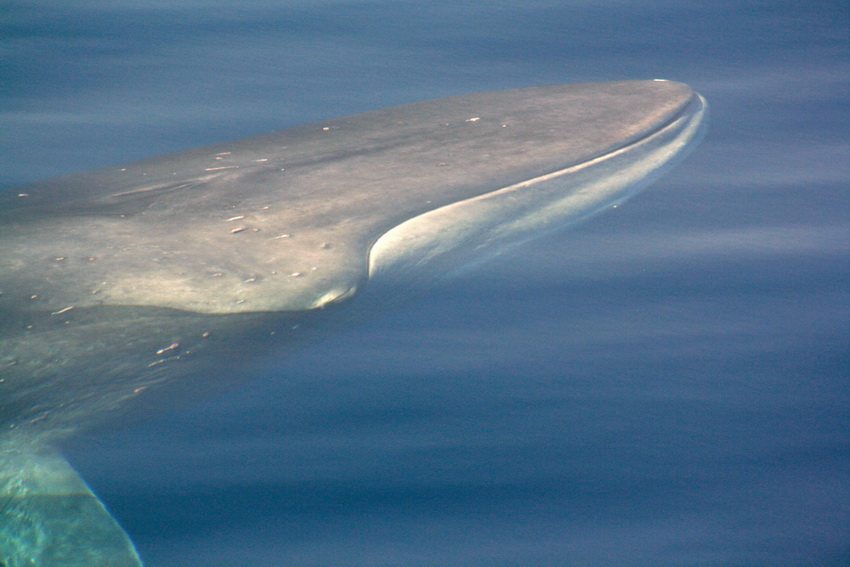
[0,80,706,565]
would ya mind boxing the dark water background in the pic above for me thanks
[2,1,848,565]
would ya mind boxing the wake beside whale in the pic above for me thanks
[0,80,706,566]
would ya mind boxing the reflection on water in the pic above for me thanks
[3,1,848,565]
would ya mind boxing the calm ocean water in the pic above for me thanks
[2,1,848,565]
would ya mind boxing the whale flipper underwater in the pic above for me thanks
[0,80,706,565]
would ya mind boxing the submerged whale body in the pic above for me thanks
[0,80,706,565]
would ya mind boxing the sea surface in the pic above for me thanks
[2,1,848,565]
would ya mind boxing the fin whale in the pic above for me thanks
[0,80,706,565]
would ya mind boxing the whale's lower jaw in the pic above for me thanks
[368,91,707,288]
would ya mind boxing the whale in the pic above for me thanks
[0,80,706,565]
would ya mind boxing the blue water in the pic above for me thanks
[3,1,848,565]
